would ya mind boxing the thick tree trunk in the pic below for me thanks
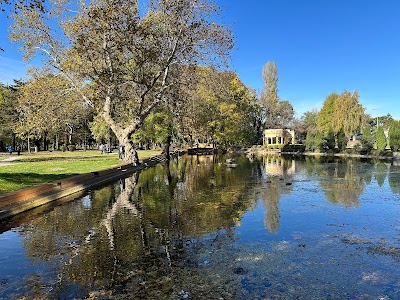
[102,95,141,165]
[116,132,140,165]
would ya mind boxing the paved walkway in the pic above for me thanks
[0,155,21,166]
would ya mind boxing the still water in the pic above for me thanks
[0,155,400,299]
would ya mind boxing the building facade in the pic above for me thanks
[263,129,295,146]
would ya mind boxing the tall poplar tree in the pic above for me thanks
[260,61,293,129]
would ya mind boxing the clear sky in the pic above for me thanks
[1,0,400,119]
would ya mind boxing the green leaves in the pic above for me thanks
[388,120,400,151]
[317,91,366,138]
[260,61,294,129]
[376,126,386,151]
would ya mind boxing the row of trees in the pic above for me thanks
[0,0,260,160]
[1,0,399,157]
[0,66,261,155]
[300,91,400,153]
[3,0,238,164]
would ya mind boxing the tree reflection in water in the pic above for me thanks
[12,155,259,299]
[2,154,399,299]
[260,156,295,233]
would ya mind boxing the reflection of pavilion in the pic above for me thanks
[263,129,295,146]
[263,156,296,177]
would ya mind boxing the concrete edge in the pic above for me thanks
[0,152,183,222]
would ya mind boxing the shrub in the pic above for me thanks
[283,144,306,152]
[60,145,67,152]
[354,137,373,155]
[67,145,76,151]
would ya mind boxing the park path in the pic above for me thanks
[0,155,22,166]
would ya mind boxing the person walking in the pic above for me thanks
[7,146,14,155]
[99,143,105,154]
[118,144,124,159]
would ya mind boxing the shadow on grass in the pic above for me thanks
[0,172,79,194]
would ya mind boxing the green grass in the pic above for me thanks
[0,150,161,195]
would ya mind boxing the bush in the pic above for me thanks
[354,137,373,155]
[372,149,393,157]
[282,144,306,152]
[67,145,76,151]
[60,145,67,152]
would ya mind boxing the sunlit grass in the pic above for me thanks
[0,150,161,194]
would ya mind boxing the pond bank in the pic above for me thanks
[0,152,183,221]
[249,149,397,161]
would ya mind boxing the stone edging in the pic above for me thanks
[0,153,180,221]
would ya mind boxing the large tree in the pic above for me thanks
[10,0,233,164]
[0,81,22,150]
[179,67,260,149]
[16,72,90,151]
[317,91,366,138]
[317,92,338,134]
[260,61,294,129]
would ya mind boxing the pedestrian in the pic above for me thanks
[8,146,13,155]
[17,145,21,156]
[118,144,124,159]
[99,143,104,154]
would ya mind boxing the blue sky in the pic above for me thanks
[1,0,400,119]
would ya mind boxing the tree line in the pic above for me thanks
[1,0,400,160]
[300,91,400,154]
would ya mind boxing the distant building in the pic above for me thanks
[263,129,295,146]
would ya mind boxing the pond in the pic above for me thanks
[0,155,399,299]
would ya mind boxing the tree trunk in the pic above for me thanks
[12,133,16,150]
[55,134,59,150]
[161,135,172,160]
[27,136,31,153]
[116,132,140,165]
[44,132,48,151]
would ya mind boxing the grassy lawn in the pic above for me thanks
[0,150,161,195]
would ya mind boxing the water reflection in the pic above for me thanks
[260,156,295,233]
[1,155,399,299]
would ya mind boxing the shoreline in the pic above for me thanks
[0,152,184,221]
[247,149,398,161]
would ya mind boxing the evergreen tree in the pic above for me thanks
[362,126,373,143]
[376,126,386,151]
[324,128,335,151]
[337,127,347,151]
[388,120,400,151]
[314,130,324,152]
[305,130,315,152]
